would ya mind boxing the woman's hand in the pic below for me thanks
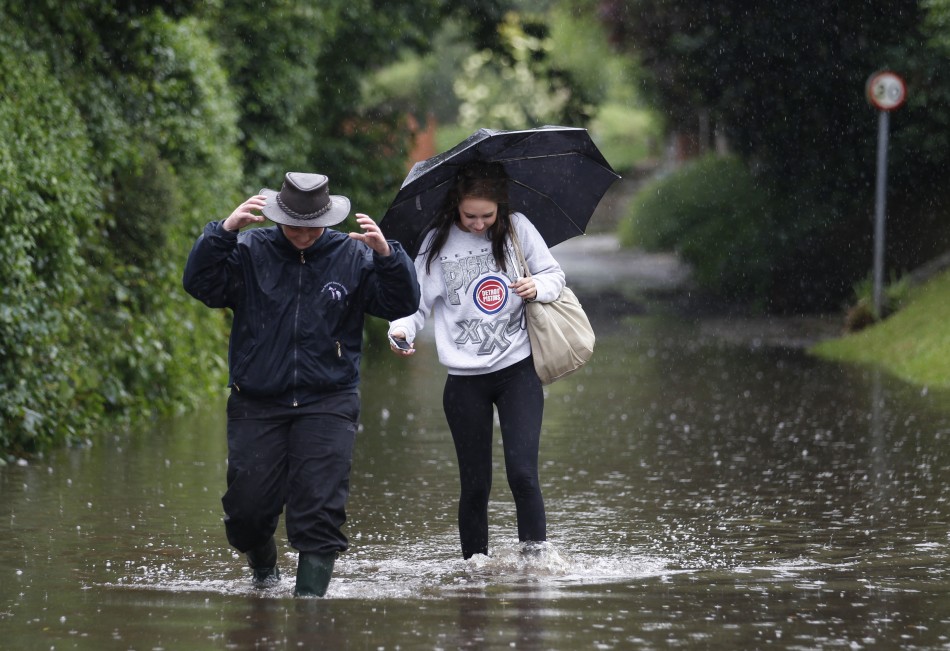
[388,331,415,356]
[509,277,537,301]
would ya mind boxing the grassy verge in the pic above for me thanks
[810,268,950,389]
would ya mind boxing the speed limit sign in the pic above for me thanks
[866,70,906,319]
[867,71,907,111]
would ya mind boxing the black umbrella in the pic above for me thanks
[380,125,620,258]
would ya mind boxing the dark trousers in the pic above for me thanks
[442,356,546,558]
[223,390,359,556]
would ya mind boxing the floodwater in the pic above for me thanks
[3,309,950,650]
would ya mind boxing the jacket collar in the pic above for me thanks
[272,225,332,257]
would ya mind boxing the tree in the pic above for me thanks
[601,0,950,311]
[207,0,511,216]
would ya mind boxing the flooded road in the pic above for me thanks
[3,306,950,649]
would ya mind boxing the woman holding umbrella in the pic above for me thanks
[387,161,566,559]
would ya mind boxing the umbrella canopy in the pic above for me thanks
[380,125,620,258]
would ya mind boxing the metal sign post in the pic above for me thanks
[866,71,907,318]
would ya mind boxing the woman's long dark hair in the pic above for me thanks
[420,161,512,275]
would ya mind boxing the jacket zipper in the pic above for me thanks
[292,251,305,407]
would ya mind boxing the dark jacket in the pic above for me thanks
[183,221,420,405]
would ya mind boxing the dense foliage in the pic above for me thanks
[619,156,771,301]
[208,0,448,207]
[0,0,504,457]
[603,0,950,311]
[1,2,242,456]
[0,37,101,450]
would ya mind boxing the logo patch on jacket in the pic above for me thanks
[322,282,348,302]
[472,276,508,314]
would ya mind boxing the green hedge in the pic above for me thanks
[0,39,102,451]
[0,9,240,457]
[619,155,772,301]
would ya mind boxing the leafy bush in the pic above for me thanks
[0,37,102,453]
[619,155,772,301]
[0,6,241,457]
[843,272,913,333]
[454,13,579,130]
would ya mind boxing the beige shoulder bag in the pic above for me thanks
[509,226,595,385]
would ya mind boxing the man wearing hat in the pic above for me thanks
[183,172,420,597]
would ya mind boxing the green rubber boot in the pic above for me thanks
[293,552,337,597]
[246,537,280,585]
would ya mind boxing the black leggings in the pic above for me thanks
[442,356,546,558]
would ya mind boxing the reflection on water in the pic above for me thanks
[3,313,950,649]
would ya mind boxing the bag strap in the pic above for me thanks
[508,222,531,278]
[507,221,531,331]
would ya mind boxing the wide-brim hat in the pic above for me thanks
[261,172,350,227]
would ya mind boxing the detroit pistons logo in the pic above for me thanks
[472,276,508,315]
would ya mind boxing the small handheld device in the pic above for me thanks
[388,335,412,351]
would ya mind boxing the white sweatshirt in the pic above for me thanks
[389,212,566,376]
